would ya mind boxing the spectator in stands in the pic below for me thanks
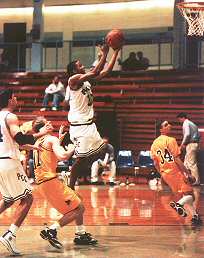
[91,137,116,186]
[136,51,149,70]
[118,51,139,71]
[177,112,200,185]
[40,76,65,111]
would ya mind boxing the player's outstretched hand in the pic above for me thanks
[59,124,67,141]
[99,44,109,56]
[65,144,75,154]
[114,46,122,52]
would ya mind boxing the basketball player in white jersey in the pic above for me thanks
[0,89,52,256]
[65,44,120,189]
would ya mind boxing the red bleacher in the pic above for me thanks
[0,70,204,157]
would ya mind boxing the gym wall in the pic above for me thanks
[0,2,174,40]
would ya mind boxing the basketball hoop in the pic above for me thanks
[177,2,204,36]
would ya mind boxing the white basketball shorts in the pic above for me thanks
[69,123,104,157]
[0,159,32,203]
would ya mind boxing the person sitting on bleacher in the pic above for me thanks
[91,137,116,186]
[40,76,65,111]
[136,51,149,70]
[117,51,139,71]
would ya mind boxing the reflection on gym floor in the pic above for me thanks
[0,183,203,257]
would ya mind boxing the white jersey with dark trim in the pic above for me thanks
[0,110,20,160]
[65,81,94,124]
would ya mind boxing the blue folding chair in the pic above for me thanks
[138,150,154,168]
[116,150,135,184]
[136,150,155,178]
[116,150,135,168]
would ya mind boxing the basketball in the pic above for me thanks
[105,29,124,50]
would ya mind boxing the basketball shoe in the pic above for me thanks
[0,230,21,255]
[169,201,187,217]
[191,214,203,227]
[40,227,63,249]
[74,232,98,245]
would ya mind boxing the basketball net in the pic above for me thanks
[177,2,204,36]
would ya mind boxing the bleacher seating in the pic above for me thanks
[0,69,204,161]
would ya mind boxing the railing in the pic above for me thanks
[0,40,174,72]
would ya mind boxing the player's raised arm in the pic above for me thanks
[7,113,36,145]
[90,44,109,75]
[94,29,124,80]
[68,45,109,90]
[95,48,121,80]
[51,136,74,161]
[95,29,124,80]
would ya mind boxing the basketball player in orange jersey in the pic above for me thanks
[65,44,121,189]
[33,118,98,250]
[151,120,202,226]
[0,89,52,256]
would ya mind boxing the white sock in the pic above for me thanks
[9,224,19,236]
[178,195,193,206]
[49,222,61,230]
[76,225,86,235]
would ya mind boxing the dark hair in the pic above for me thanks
[155,120,163,137]
[32,117,46,133]
[66,60,77,77]
[0,89,13,109]
[177,112,187,119]
[137,51,143,57]
[129,52,136,57]
[156,120,163,130]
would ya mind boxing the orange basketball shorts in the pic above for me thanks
[38,177,81,214]
[162,170,193,194]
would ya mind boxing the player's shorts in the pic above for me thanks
[162,170,193,194]
[0,159,32,203]
[69,122,104,157]
[37,177,81,214]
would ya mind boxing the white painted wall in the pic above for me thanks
[0,1,175,39]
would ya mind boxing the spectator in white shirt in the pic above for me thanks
[40,76,65,111]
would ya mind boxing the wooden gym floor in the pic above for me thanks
[0,180,203,258]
